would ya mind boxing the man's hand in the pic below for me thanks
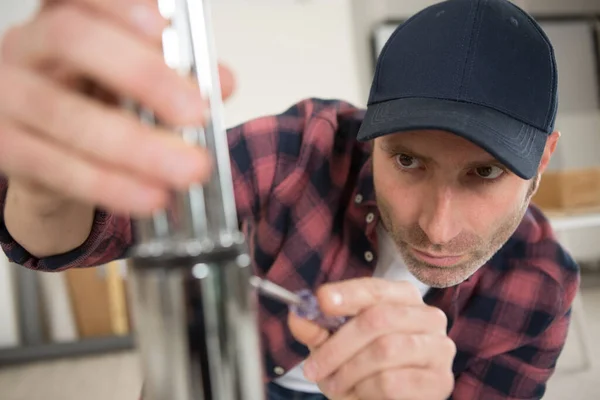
[289,278,456,400]
[0,0,235,216]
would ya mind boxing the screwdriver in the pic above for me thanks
[249,276,348,332]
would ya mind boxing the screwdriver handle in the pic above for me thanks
[289,289,348,332]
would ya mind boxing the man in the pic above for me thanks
[0,0,580,399]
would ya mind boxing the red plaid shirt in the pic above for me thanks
[0,98,580,399]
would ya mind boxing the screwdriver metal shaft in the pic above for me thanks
[249,277,348,332]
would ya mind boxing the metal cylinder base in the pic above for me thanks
[127,244,265,400]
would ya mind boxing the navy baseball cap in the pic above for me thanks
[357,0,558,180]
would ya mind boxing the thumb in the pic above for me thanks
[288,311,330,351]
[218,64,236,100]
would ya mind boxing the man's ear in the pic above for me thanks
[538,131,561,174]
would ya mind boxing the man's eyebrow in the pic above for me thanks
[379,141,433,163]
[379,140,504,168]
[463,158,506,169]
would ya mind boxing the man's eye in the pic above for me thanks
[474,165,504,179]
[395,154,421,169]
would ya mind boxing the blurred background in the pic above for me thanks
[1,0,599,399]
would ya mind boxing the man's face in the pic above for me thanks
[372,130,540,288]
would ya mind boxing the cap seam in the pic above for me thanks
[458,0,484,98]
[461,0,486,99]
[469,98,547,132]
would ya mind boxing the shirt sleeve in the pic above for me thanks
[0,175,133,271]
[452,255,580,399]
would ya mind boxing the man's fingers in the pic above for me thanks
[36,2,237,101]
[218,64,236,101]
[0,65,213,190]
[288,312,330,353]
[41,0,166,41]
[3,4,204,126]
[2,2,236,115]
[0,120,168,215]
[316,278,424,317]
[354,368,455,400]
[304,304,447,382]
[320,333,456,397]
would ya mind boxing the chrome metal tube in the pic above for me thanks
[125,0,266,399]
[127,250,265,400]
[132,0,239,256]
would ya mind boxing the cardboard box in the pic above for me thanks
[532,167,600,210]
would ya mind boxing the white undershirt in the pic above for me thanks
[273,224,431,393]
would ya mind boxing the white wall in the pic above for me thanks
[382,0,600,17]
[211,0,363,127]
[516,0,600,15]
[0,0,38,39]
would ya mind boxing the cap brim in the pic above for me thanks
[357,97,548,180]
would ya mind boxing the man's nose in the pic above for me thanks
[418,186,461,245]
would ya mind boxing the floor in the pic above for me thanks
[0,288,598,400]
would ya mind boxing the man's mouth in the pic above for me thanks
[409,247,464,267]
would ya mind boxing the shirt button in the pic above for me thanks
[364,251,374,262]
[355,194,363,204]
[274,366,285,375]
[365,212,374,223]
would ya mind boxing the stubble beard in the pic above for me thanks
[375,177,538,288]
